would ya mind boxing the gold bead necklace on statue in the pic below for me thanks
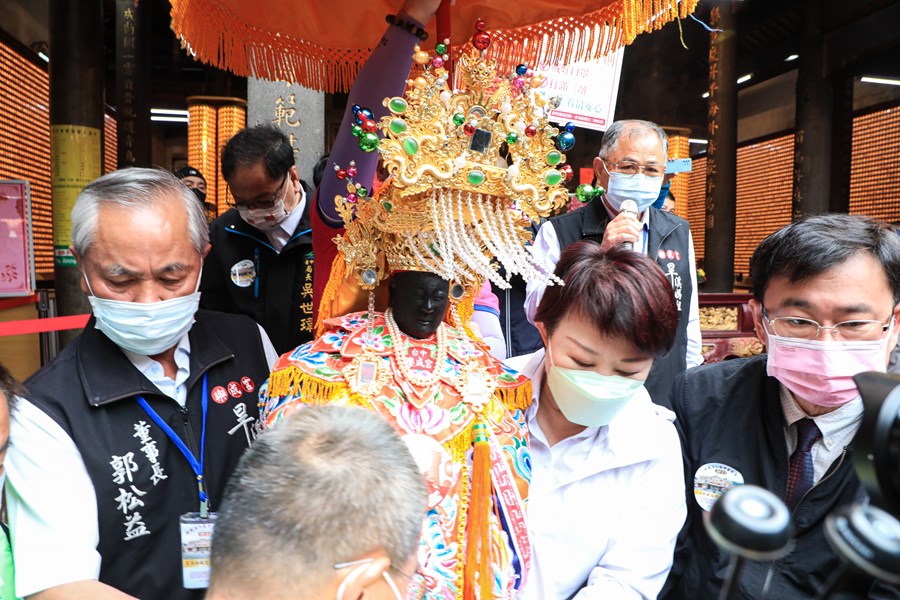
[385,308,448,388]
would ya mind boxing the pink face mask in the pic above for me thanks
[765,324,893,408]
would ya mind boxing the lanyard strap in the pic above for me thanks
[136,374,210,517]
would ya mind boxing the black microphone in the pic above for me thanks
[704,485,791,600]
[619,199,638,251]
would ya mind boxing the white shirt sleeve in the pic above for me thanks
[524,221,562,325]
[575,424,687,600]
[6,398,101,597]
[470,309,507,360]
[257,324,280,369]
[684,231,704,368]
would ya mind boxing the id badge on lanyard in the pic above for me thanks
[137,374,217,589]
[180,512,217,589]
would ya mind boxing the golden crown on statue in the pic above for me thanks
[333,21,576,293]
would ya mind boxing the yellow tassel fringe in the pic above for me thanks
[266,366,343,404]
[315,251,346,338]
[496,382,532,413]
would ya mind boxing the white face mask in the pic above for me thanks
[335,559,403,600]
[85,270,202,356]
[236,197,291,231]
[235,177,293,231]
[544,343,644,427]
[604,171,664,213]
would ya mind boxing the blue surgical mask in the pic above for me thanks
[84,271,202,356]
[544,344,644,427]
[604,172,665,214]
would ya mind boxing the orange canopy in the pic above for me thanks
[170,0,698,92]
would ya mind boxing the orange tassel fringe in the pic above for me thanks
[463,418,493,599]
[170,0,699,93]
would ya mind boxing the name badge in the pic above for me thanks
[180,512,217,589]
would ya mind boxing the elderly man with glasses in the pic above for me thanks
[525,119,702,406]
[200,125,315,354]
[660,214,900,599]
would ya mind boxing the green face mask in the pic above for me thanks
[544,344,644,427]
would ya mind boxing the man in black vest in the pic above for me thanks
[6,169,277,599]
[201,125,315,354]
[525,120,702,405]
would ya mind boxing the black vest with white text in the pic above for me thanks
[25,310,270,599]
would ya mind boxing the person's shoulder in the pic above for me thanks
[208,208,239,228]
[682,354,767,385]
[195,309,260,330]
[24,333,82,389]
[652,206,690,225]
[547,203,588,227]
[194,310,268,344]
[610,387,681,459]
[672,355,770,420]
[503,349,542,377]
[208,209,244,235]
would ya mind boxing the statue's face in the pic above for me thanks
[389,271,450,339]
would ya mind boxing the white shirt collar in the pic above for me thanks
[264,184,307,252]
[778,384,863,452]
[121,334,192,407]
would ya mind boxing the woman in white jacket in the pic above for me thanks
[511,242,687,600]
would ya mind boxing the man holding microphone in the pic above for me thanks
[525,119,702,404]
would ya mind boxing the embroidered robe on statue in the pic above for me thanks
[261,311,533,599]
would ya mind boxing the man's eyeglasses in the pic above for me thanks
[762,308,893,341]
[225,173,289,210]
[602,159,665,178]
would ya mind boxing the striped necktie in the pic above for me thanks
[785,418,821,510]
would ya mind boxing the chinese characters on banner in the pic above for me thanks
[51,125,101,267]
[544,46,625,133]
[118,3,138,167]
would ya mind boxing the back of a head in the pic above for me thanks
[174,165,206,183]
[535,242,679,358]
[0,363,20,473]
[0,362,21,413]
[208,406,427,598]
[221,125,294,181]
[312,153,330,189]
[750,213,900,303]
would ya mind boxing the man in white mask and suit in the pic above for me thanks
[6,168,278,599]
